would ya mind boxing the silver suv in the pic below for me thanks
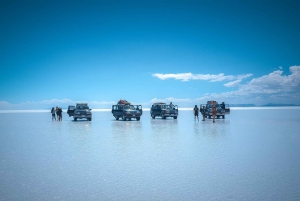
[72,103,92,121]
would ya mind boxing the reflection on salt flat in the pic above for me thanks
[0,110,300,200]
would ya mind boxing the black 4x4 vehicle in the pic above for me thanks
[112,101,142,121]
[150,102,178,119]
[67,103,92,121]
[200,101,225,119]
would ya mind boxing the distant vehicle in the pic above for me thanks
[112,101,142,121]
[150,102,178,119]
[200,101,225,119]
[67,103,92,121]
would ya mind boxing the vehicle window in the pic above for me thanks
[123,105,136,110]
[161,105,169,109]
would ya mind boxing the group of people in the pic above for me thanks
[193,105,217,123]
[51,106,63,121]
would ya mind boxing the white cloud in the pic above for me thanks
[224,73,253,87]
[151,66,300,106]
[1,66,299,109]
[224,79,242,87]
[152,72,252,85]
[199,66,300,105]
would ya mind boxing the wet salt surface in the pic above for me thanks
[0,109,300,200]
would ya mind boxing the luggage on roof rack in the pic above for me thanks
[118,99,131,105]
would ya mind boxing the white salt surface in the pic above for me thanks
[0,108,300,200]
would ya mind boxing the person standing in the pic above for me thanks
[55,106,59,120]
[51,107,56,121]
[57,107,62,121]
[193,105,199,121]
[212,105,217,123]
[200,106,206,121]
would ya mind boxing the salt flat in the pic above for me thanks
[0,108,300,200]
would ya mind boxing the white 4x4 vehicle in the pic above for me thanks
[68,103,92,121]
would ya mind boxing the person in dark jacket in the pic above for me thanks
[193,105,199,121]
[51,107,56,121]
[57,107,62,121]
[200,106,206,121]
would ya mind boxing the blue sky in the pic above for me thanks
[1,0,300,109]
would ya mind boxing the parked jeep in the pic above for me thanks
[200,101,225,119]
[68,103,92,121]
[150,102,178,119]
[112,104,142,121]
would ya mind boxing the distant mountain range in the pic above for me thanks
[261,103,300,106]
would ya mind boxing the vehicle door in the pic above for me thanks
[112,105,123,116]
[173,105,178,113]
[67,105,75,117]
[151,105,160,116]
[136,105,143,115]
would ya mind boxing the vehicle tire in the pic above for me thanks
[217,116,220,119]
[136,117,140,121]
[174,116,177,119]
[123,116,126,121]
[151,115,155,119]
[222,115,225,119]
[88,118,92,121]
[129,118,132,121]
[208,116,211,119]
[116,117,119,120]
[74,118,77,121]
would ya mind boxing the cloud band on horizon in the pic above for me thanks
[152,72,253,86]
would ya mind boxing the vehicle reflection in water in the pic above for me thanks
[150,118,179,151]
[110,120,144,158]
[67,120,92,153]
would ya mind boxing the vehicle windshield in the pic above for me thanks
[123,105,136,110]
[76,106,89,110]
[161,105,171,109]
[206,104,220,109]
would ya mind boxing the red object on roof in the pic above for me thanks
[118,99,131,105]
